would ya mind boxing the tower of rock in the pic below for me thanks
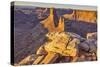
[41,8,64,32]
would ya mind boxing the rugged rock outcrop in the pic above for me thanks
[14,6,97,65]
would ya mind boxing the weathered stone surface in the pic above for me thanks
[79,39,97,53]
[14,7,97,65]
[86,32,97,40]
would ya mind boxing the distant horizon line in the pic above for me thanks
[11,1,97,11]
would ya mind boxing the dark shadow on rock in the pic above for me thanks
[64,20,97,37]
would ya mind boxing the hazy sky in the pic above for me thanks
[14,1,97,11]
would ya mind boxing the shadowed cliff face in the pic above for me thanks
[14,23,48,63]
[14,6,97,64]
[64,20,97,37]
[14,6,49,63]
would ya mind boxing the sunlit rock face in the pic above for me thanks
[75,10,97,23]
[86,32,97,40]
[41,8,64,32]
[63,10,97,23]
[44,32,80,57]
